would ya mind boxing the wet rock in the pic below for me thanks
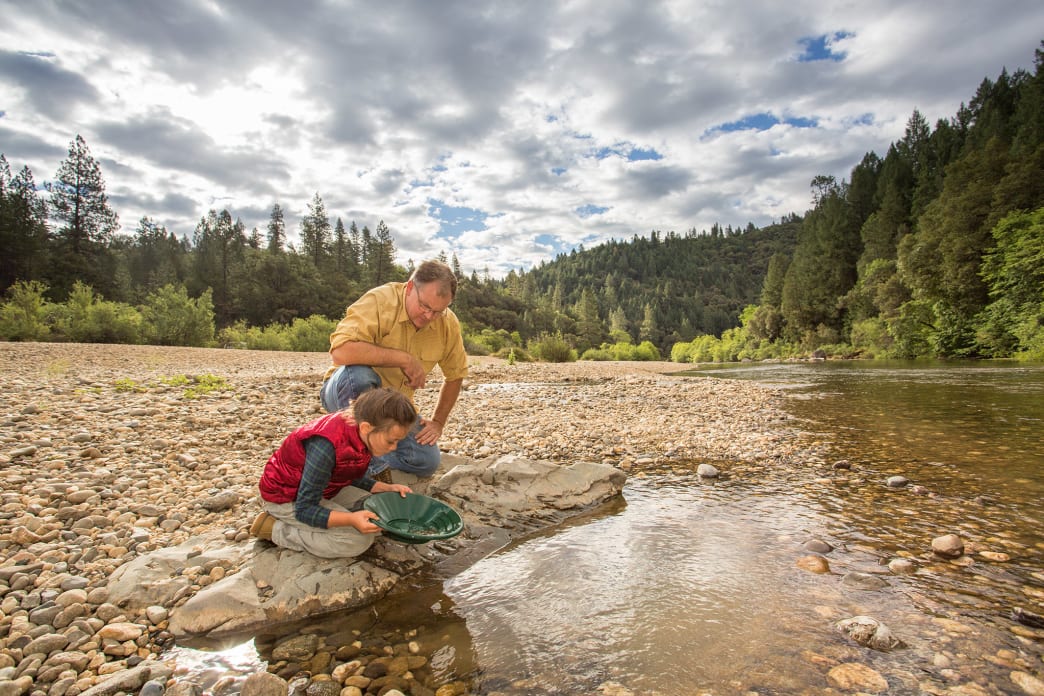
[827,662,889,692]
[797,555,831,574]
[1010,671,1044,696]
[886,475,909,488]
[837,615,904,651]
[1012,607,1044,629]
[888,558,917,575]
[696,463,719,478]
[803,538,833,554]
[841,572,889,590]
[239,671,288,696]
[932,533,965,558]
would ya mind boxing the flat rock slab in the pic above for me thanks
[107,453,626,640]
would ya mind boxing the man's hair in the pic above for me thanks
[410,259,458,299]
[352,387,417,431]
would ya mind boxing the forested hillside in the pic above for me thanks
[3,42,1042,361]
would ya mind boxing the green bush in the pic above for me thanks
[0,280,52,341]
[141,284,215,347]
[494,346,531,362]
[528,332,576,362]
[464,327,520,356]
[58,282,142,344]
[286,314,337,352]
[219,321,290,351]
[580,346,613,360]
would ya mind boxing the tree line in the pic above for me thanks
[2,42,1042,362]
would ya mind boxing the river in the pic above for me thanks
[172,360,1044,694]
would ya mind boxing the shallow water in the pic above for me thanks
[170,361,1044,694]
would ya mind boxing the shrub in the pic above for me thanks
[286,315,337,352]
[580,346,613,361]
[528,332,576,362]
[58,283,142,344]
[0,280,51,341]
[141,284,215,347]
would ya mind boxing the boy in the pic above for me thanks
[250,388,415,558]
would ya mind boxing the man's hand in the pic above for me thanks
[415,418,444,446]
[401,355,427,389]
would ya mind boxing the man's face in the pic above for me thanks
[406,280,451,329]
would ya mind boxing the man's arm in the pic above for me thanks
[330,341,427,389]
[415,377,464,446]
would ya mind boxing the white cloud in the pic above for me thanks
[1,0,1041,278]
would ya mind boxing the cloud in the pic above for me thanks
[1,0,1042,278]
[0,49,99,119]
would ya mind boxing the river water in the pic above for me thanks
[173,361,1044,694]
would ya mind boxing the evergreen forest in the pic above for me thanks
[2,43,1043,362]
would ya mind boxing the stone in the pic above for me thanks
[827,663,889,692]
[1010,671,1044,696]
[932,533,965,558]
[837,616,904,651]
[802,538,833,553]
[696,463,719,478]
[796,555,831,574]
[840,572,889,590]
[239,671,288,696]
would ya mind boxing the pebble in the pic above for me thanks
[1,344,1035,696]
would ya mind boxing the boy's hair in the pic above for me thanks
[351,387,416,431]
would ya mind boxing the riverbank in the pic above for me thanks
[0,342,811,694]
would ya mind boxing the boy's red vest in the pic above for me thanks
[259,412,371,503]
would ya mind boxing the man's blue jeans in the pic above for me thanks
[320,365,440,477]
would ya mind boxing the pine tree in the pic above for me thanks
[267,204,285,253]
[0,157,49,293]
[45,135,119,297]
[300,193,331,268]
[369,220,397,286]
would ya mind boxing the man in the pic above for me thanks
[320,259,467,482]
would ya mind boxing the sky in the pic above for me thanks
[1,1,1042,279]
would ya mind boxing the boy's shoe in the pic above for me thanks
[250,511,275,540]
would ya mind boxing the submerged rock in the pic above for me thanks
[837,615,905,651]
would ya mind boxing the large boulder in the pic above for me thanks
[108,454,626,640]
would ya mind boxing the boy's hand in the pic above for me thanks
[351,509,382,534]
[372,481,412,497]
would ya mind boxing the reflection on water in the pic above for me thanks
[444,476,852,693]
[169,361,1044,694]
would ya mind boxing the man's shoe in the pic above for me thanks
[250,511,275,540]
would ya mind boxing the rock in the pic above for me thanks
[696,463,719,478]
[200,491,240,512]
[75,661,174,696]
[886,475,909,488]
[803,538,833,553]
[1012,607,1044,629]
[837,615,904,651]
[240,671,288,696]
[888,558,917,575]
[796,555,831,574]
[1010,671,1044,696]
[841,572,889,590]
[826,662,889,692]
[932,533,965,558]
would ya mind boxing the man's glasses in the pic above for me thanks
[416,294,447,317]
